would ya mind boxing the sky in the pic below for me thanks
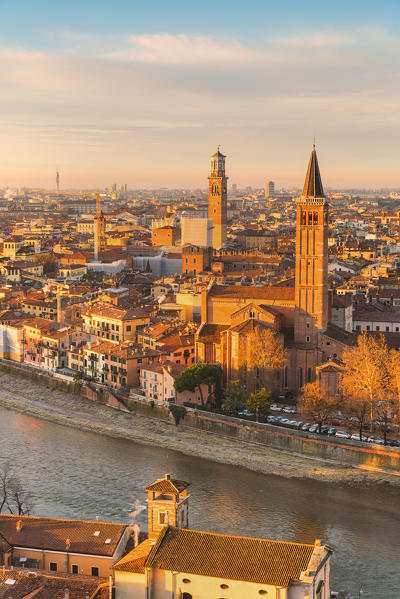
[1,0,400,189]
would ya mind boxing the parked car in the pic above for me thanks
[308,424,319,433]
[270,404,283,412]
[320,425,329,435]
[335,430,351,439]
[368,436,385,445]
[350,433,368,442]
[327,427,337,436]
[301,423,312,431]
[388,439,400,447]
[330,419,346,426]
[267,416,278,423]
[283,407,297,414]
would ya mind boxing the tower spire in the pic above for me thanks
[302,144,324,199]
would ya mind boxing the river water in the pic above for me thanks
[0,406,399,598]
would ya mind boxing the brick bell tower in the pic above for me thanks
[294,144,329,344]
[208,147,228,249]
[145,474,190,541]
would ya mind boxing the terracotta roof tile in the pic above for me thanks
[209,285,295,301]
[146,527,315,587]
[0,515,126,557]
[145,476,189,495]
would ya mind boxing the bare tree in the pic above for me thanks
[0,464,33,515]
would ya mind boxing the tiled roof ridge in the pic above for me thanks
[155,525,315,548]
[0,514,125,527]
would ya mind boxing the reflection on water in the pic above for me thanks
[0,407,399,598]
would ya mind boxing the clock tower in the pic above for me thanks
[208,148,228,249]
[294,144,329,344]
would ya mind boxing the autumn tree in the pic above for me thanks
[241,326,286,395]
[298,381,337,434]
[174,363,223,407]
[374,349,400,444]
[246,388,271,421]
[224,380,245,414]
[340,333,388,433]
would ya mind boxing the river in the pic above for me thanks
[0,406,399,598]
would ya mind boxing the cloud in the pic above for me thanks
[1,27,400,186]
[105,33,257,65]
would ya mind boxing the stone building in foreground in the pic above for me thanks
[114,474,332,599]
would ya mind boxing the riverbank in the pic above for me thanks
[0,371,399,486]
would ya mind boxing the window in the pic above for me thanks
[284,366,288,389]
[72,565,78,574]
[306,336,310,342]
[49,562,57,572]
[220,584,229,589]
[376,326,380,331]
[386,326,390,332]
[299,368,303,388]
[91,567,99,577]
[182,594,192,599]
[127,325,131,332]
[307,367,312,383]
[159,512,167,525]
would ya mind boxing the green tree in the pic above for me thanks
[246,387,271,421]
[174,363,223,407]
[224,380,245,414]
[169,405,187,425]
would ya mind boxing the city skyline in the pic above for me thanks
[2,0,400,187]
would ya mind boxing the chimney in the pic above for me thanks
[16,520,22,532]
[165,473,171,480]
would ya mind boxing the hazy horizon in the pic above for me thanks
[2,0,400,188]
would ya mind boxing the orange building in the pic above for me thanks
[151,226,179,247]
[197,145,354,394]
[182,245,212,275]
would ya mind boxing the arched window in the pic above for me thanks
[182,594,192,599]
[307,367,312,383]
[313,211,318,224]
[299,367,303,388]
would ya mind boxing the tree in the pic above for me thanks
[246,388,271,421]
[298,381,337,434]
[375,349,400,444]
[34,252,58,274]
[241,326,286,395]
[224,380,245,414]
[0,464,33,515]
[174,363,223,407]
[169,405,187,425]
[340,333,388,433]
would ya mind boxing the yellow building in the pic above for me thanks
[114,475,332,599]
[0,515,129,578]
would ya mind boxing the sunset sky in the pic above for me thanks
[1,0,400,189]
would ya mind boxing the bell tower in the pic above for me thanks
[294,144,329,344]
[208,148,228,249]
[145,474,190,541]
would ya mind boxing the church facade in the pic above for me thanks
[196,146,353,395]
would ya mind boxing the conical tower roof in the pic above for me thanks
[302,144,324,199]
